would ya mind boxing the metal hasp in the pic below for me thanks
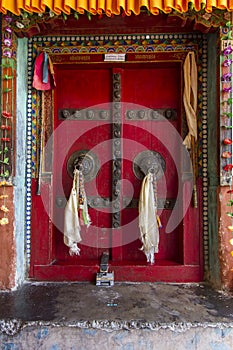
[96,252,114,287]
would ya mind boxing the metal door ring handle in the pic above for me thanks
[67,149,100,182]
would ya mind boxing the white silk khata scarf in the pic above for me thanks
[139,172,160,264]
[63,168,91,256]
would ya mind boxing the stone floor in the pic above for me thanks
[0,282,233,349]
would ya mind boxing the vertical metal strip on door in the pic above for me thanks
[112,71,122,229]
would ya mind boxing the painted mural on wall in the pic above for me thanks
[0,16,17,227]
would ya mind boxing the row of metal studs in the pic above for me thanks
[201,36,209,272]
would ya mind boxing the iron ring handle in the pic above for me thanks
[73,156,85,171]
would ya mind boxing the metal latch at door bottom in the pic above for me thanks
[96,251,114,287]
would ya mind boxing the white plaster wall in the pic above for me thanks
[1,326,233,350]
[14,38,28,288]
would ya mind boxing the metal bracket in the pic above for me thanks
[126,108,177,121]
[59,108,111,120]
[56,196,175,210]
[96,252,114,287]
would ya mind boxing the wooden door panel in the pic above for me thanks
[56,67,112,108]
[122,65,181,108]
[121,65,181,263]
[53,66,112,262]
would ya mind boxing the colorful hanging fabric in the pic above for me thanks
[183,51,198,207]
[183,51,198,149]
[63,168,91,256]
[138,172,160,264]
[32,51,56,91]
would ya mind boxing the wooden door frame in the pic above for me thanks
[28,32,206,282]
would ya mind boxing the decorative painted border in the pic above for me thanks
[26,40,34,264]
[201,36,208,272]
[26,33,207,267]
[220,39,233,186]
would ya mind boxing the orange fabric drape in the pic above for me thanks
[0,0,233,16]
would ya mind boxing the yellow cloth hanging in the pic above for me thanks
[183,51,198,150]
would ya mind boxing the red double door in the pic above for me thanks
[31,57,203,282]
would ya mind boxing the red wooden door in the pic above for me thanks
[31,57,202,282]
[53,66,113,267]
[119,65,180,264]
